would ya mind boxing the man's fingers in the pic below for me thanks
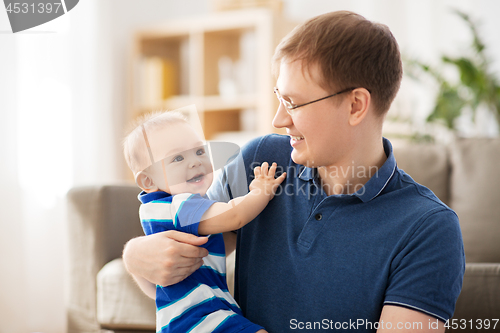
[124,232,209,287]
[165,230,208,246]
[169,263,203,285]
[174,256,204,269]
[173,239,209,259]
[161,262,203,287]
[174,258,204,272]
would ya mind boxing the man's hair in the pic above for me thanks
[123,111,187,176]
[272,11,403,115]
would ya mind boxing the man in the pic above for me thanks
[123,11,464,332]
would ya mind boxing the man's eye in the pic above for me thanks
[284,100,295,109]
[196,148,205,156]
[172,155,184,162]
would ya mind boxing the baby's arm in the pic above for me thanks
[198,162,285,235]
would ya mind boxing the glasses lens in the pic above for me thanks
[274,88,294,115]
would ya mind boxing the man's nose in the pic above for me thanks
[272,102,293,129]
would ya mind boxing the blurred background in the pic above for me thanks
[1,0,499,332]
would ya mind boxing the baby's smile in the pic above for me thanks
[186,173,205,183]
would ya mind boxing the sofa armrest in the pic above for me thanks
[66,184,142,333]
[97,258,156,331]
[449,263,500,331]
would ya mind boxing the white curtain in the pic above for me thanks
[0,1,121,332]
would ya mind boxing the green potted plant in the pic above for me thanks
[405,9,500,134]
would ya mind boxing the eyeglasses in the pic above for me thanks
[273,86,358,115]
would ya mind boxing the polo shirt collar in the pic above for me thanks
[297,165,317,181]
[296,138,396,202]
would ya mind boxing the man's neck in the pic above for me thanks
[317,137,387,196]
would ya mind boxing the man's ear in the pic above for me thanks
[348,88,371,126]
[135,171,159,192]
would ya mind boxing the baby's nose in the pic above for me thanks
[188,156,203,168]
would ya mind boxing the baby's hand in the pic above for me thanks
[249,162,286,200]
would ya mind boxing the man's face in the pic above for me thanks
[272,60,353,168]
[146,122,213,196]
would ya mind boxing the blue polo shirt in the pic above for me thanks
[207,134,465,333]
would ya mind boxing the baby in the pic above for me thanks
[123,110,285,333]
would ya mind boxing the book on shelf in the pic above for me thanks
[137,57,177,108]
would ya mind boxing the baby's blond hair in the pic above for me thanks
[123,111,187,176]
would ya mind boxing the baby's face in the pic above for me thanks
[147,122,213,196]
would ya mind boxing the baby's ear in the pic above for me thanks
[135,171,159,192]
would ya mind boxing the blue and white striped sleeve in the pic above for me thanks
[170,193,216,236]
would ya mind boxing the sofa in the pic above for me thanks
[66,137,500,333]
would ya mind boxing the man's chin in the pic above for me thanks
[293,154,326,170]
[291,150,312,168]
[290,149,300,163]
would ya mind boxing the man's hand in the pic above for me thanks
[122,230,209,287]
[249,162,286,200]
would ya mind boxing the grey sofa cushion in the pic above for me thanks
[450,138,500,263]
[393,143,450,205]
[97,258,156,330]
[452,263,500,328]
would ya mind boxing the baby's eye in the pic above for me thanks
[172,155,184,162]
[196,148,205,156]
